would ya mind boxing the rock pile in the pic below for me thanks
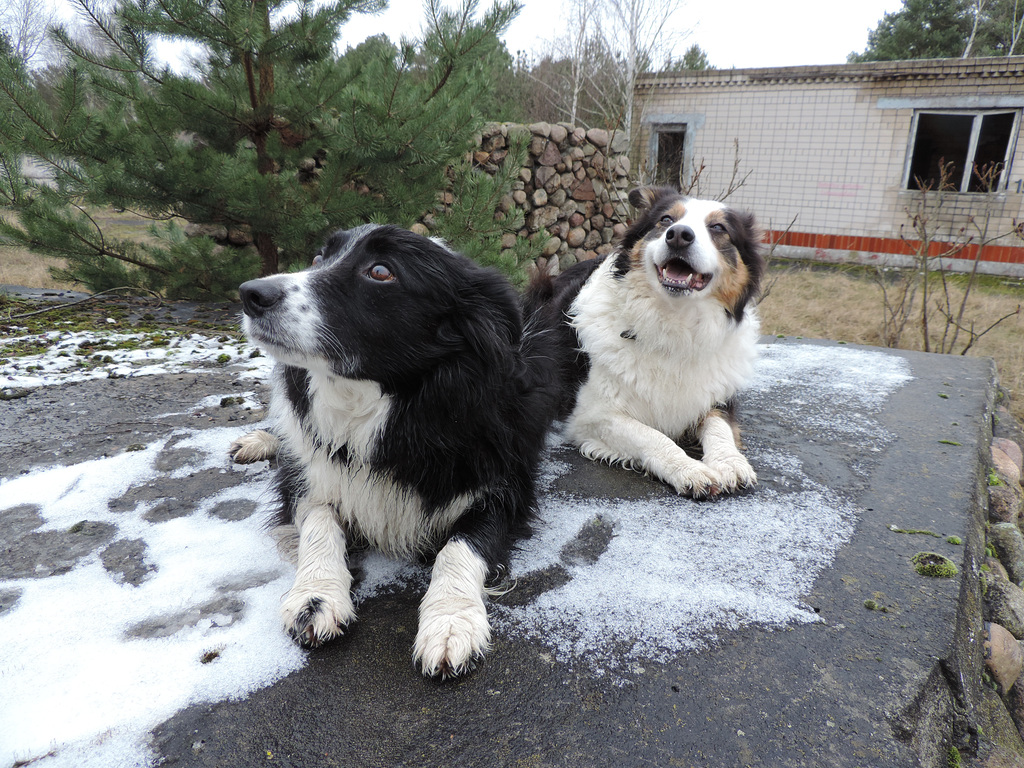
[980,408,1024,751]
[464,121,633,276]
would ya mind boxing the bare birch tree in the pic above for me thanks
[963,0,989,56]
[563,0,591,125]
[526,0,594,125]
[1003,0,1024,53]
[0,0,58,68]
[526,0,688,140]
[599,0,687,139]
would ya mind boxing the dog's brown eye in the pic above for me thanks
[367,264,394,282]
[659,215,674,225]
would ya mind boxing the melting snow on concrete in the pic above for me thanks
[0,422,303,768]
[0,340,913,766]
[495,343,913,675]
[1,328,271,389]
[497,448,859,675]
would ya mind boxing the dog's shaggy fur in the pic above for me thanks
[526,186,765,497]
[235,224,559,677]
[233,188,765,675]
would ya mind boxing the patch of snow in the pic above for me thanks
[495,449,856,676]
[0,330,273,389]
[0,423,301,768]
[750,343,914,410]
[493,344,912,678]
[747,343,913,448]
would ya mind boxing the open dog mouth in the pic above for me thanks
[656,258,712,293]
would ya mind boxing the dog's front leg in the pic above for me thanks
[280,499,355,647]
[698,410,757,492]
[574,412,722,497]
[229,429,280,463]
[414,537,491,678]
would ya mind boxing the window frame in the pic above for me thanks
[903,109,1020,193]
[652,125,688,188]
[644,115,702,190]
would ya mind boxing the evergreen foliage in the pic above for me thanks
[432,128,533,284]
[0,0,526,298]
[849,0,1024,61]
[666,44,713,71]
[849,0,970,61]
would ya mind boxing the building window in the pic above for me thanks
[655,128,687,188]
[906,110,1019,193]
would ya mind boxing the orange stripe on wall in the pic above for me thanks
[765,230,1024,265]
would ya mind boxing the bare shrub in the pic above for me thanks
[759,264,1024,422]
[877,160,1021,354]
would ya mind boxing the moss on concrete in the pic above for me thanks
[911,552,959,578]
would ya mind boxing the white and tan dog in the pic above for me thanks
[527,186,765,497]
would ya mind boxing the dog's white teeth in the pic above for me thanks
[658,261,710,292]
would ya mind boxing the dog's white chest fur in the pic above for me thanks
[568,258,760,440]
[273,371,469,556]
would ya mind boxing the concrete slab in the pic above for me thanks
[0,338,999,768]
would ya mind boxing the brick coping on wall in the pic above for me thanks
[636,56,1024,91]
[766,230,1024,265]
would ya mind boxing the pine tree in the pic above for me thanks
[848,0,972,61]
[667,44,713,71]
[0,0,523,298]
[431,128,533,283]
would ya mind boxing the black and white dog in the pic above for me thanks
[526,186,765,498]
[234,224,559,677]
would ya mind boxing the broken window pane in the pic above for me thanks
[906,110,1017,192]
[908,113,972,191]
[969,112,1015,192]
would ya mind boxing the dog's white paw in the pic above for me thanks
[706,454,757,493]
[414,539,491,678]
[229,429,279,464]
[578,438,616,465]
[281,580,355,648]
[413,594,491,678]
[664,460,722,498]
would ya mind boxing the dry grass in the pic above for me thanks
[0,247,75,289]
[0,206,159,291]
[759,263,1024,423]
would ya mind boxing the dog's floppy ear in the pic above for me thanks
[436,273,521,377]
[628,186,683,212]
[722,208,766,322]
[628,187,659,211]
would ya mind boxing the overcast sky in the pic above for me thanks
[340,0,906,69]
[47,0,906,70]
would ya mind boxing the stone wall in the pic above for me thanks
[465,121,634,276]
[186,121,637,276]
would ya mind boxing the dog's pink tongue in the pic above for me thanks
[663,260,694,282]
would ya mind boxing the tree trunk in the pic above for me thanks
[962,0,985,57]
[255,231,278,276]
[245,0,279,276]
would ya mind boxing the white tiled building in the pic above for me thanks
[634,57,1024,276]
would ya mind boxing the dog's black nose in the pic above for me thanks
[239,279,285,317]
[665,224,695,249]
